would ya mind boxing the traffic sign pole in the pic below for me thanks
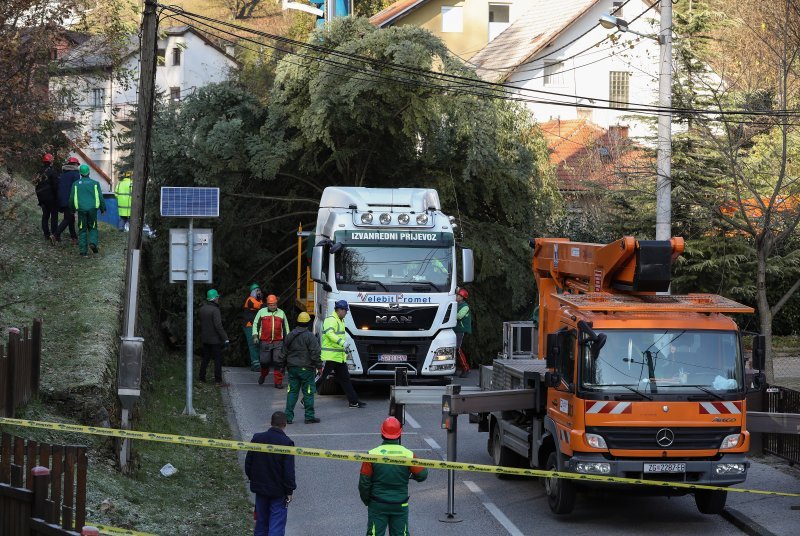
[183,218,196,415]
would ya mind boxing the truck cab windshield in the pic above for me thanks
[581,329,743,394]
[334,245,452,291]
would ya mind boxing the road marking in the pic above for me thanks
[404,411,421,429]
[464,480,525,536]
[424,436,441,450]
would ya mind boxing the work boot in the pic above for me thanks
[305,418,321,424]
[48,235,56,245]
[349,402,367,408]
[258,375,265,385]
[90,244,98,254]
[274,383,283,389]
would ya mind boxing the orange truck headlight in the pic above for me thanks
[720,433,742,449]
[585,433,607,449]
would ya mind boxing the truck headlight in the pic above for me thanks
[715,463,746,475]
[380,213,392,225]
[433,347,455,361]
[576,462,611,474]
[360,213,373,224]
[398,213,410,225]
[585,433,607,449]
[720,434,741,450]
[416,213,429,225]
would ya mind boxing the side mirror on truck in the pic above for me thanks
[545,333,559,369]
[577,320,607,359]
[311,244,324,282]
[752,334,766,371]
[461,249,474,284]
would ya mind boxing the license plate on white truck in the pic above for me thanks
[644,463,686,473]
[378,354,407,362]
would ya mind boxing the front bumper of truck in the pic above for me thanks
[565,452,749,488]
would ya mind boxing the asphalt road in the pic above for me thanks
[223,367,744,536]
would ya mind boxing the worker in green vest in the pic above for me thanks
[319,300,365,408]
[359,417,428,535]
[115,171,132,231]
[69,164,106,257]
[453,287,472,377]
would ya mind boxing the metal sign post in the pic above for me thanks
[161,187,219,417]
[440,384,462,523]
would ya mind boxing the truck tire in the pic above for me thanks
[694,489,727,514]
[492,425,517,479]
[544,452,576,515]
[316,378,341,395]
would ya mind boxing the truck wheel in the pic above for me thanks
[492,425,517,479]
[544,452,576,515]
[694,489,727,514]
[316,378,341,395]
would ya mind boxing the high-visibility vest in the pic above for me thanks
[115,178,132,217]
[320,312,346,363]
[368,443,414,459]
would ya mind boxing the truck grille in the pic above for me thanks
[586,427,739,450]
[349,304,438,331]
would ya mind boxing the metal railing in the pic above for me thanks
[764,385,800,464]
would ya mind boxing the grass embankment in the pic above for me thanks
[0,175,250,534]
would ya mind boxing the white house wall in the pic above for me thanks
[507,0,661,140]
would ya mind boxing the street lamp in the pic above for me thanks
[600,6,673,242]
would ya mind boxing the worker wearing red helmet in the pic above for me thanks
[252,294,288,388]
[36,153,60,244]
[454,287,472,377]
[358,417,428,535]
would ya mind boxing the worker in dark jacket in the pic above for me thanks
[55,156,80,244]
[36,153,60,244]
[245,411,296,536]
[359,417,428,535]
[242,283,264,372]
[277,312,322,424]
[198,289,230,386]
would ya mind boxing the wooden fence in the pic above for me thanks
[0,433,87,535]
[0,319,42,418]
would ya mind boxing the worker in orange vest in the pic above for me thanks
[242,283,264,372]
[252,295,288,388]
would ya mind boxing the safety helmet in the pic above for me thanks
[67,156,79,164]
[380,417,402,439]
[79,164,90,176]
[207,289,220,300]
[249,283,260,291]
[334,300,349,311]
[42,153,54,163]
[122,171,132,179]
[297,312,311,324]
[457,288,469,299]
[266,294,278,305]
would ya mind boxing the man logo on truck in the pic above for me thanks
[375,315,413,324]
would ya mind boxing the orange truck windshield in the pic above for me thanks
[581,330,743,394]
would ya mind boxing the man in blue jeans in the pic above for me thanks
[245,411,296,535]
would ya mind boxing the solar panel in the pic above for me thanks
[160,187,220,218]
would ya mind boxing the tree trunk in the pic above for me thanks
[756,250,775,383]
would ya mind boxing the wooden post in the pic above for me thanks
[26,439,37,491]
[51,445,63,524]
[31,466,50,520]
[31,319,42,392]
[7,330,18,418]
[0,432,10,483]
[75,447,87,531]
[62,446,75,530]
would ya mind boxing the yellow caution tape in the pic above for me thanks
[1,417,798,497]
[89,523,157,536]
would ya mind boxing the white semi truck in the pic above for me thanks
[310,187,473,387]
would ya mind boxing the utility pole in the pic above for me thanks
[118,0,158,470]
[655,0,673,241]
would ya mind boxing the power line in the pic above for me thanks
[160,4,800,123]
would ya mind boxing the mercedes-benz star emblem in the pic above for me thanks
[656,428,675,447]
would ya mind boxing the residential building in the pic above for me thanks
[370,0,538,60]
[52,26,239,191]
[469,0,661,138]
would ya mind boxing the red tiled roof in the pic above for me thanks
[540,119,651,191]
[370,0,429,27]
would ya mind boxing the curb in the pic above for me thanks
[721,507,781,536]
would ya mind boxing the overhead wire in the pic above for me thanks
[159,4,800,125]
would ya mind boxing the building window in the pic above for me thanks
[609,71,630,109]
[544,61,565,86]
[441,6,464,33]
[91,88,105,109]
[612,1,624,18]
[488,4,510,41]
[170,87,181,102]
[172,47,181,66]
[156,48,165,66]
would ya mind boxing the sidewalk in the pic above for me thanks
[724,456,800,536]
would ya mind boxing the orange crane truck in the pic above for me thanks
[477,236,766,515]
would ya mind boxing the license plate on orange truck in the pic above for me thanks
[644,463,686,473]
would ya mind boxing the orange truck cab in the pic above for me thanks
[480,237,765,516]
